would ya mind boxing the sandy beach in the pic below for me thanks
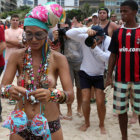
[0,74,140,140]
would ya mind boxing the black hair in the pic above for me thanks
[65,18,72,28]
[121,0,138,11]
[98,7,109,18]
[11,14,19,20]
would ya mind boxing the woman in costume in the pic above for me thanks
[0,2,74,140]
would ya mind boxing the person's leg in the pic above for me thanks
[76,87,82,116]
[113,82,130,140]
[129,111,138,124]
[56,103,64,119]
[64,103,72,120]
[64,61,74,120]
[95,88,106,134]
[129,90,138,124]
[79,88,91,131]
[132,82,140,126]
[74,69,82,116]
[90,87,96,103]
[118,113,128,140]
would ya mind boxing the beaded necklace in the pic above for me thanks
[21,43,51,91]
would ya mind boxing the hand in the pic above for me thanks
[87,29,96,37]
[105,76,113,88]
[9,86,26,100]
[48,39,52,46]
[29,88,51,102]
[53,30,59,41]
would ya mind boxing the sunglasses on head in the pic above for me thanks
[25,31,47,41]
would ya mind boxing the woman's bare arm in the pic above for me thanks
[56,53,74,104]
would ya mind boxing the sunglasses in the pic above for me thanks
[25,31,47,41]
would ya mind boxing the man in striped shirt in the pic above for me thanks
[105,1,140,140]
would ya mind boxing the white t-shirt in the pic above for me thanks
[66,27,111,76]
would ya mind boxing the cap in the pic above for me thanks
[92,13,98,17]
[91,25,105,36]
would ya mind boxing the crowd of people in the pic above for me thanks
[0,0,140,140]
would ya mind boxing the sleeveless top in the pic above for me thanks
[103,21,110,36]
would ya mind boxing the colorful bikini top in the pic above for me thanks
[2,106,51,140]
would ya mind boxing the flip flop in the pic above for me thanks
[63,115,72,120]
[77,112,83,117]
[59,114,64,120]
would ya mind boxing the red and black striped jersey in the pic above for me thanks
[109,25,140,82]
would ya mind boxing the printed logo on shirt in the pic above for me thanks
[119,47,140,52]
[126,32,131,36]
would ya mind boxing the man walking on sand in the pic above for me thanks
[106,1,140,140]
[66,25,111,134]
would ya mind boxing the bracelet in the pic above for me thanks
[49,88,68,104]
[0,85,13,98]
[0,86,5,97]
[49,88,61,102]
[58,91,68,104]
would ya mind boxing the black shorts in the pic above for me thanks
[79,70,104,90]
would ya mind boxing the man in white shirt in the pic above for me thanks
[66,26,111,134]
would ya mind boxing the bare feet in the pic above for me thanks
[63,115,72,120]
[79,124,90,131]
[63,111,72,120]
[59,114,64,120]
[113,113,118,117]
[99,126,106,134]
[129,116,138,124]
[77,110,83,117]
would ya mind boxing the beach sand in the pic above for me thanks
[0,75,140,140]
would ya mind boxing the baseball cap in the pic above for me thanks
[92,13,98,17]
[91,25,105,36]
[85,25,105,47]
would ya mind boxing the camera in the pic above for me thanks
[85,25,105,47]
[58,27,69,36]
[85,35,98,47]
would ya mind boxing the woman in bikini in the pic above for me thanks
[0,2,74,140]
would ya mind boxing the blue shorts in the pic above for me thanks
[79,70,104,90]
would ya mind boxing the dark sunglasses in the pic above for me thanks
[25,31,47,41]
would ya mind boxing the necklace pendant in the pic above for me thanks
[28,80,31,84]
